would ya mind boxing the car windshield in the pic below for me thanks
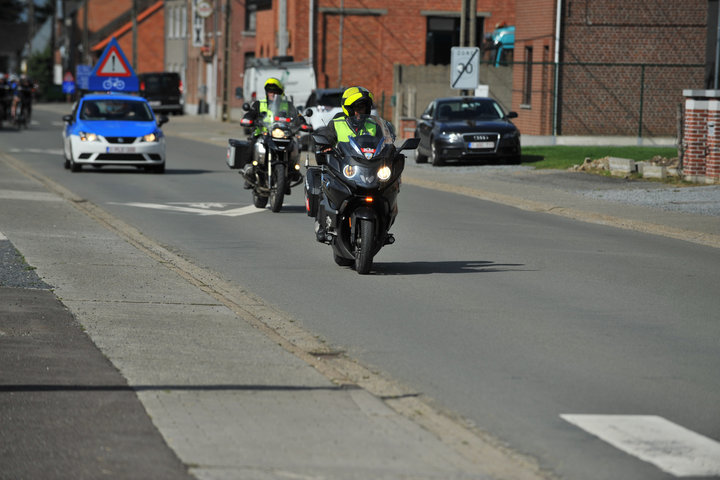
[336,114,395,162]
[142,75,179,93]
[317,92,343,107]
[436,100,503,121]
[80,99,154,121]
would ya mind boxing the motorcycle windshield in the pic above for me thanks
[261,95,300,132]
[334,115,399,188]
[336,115,395,163]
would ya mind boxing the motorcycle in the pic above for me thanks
[305,114,420,274]
[238,95,307,212]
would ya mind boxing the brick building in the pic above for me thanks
[251,0,515,117]
[57,0,165,80]
[513,0,707,137]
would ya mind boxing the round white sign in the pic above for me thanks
[196,1,213,18]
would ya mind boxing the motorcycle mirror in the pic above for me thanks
[304,108,314,117]
[312,133,332,149]
[242,102,251,111]
[398,137,420,151]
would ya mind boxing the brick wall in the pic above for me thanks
[683,98,708,176]
[514,0,707,137]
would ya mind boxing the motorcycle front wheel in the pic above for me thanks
[269,163,286,213]
[354,218,375,274]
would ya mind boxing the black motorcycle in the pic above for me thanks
[238,95,306,212]
[306,115,420,274]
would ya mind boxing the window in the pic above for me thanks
[523,46,533,106]
[425,16,484,65]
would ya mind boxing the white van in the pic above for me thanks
[243,57,317,107]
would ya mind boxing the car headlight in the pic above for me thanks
[502,131,519,139]
[79,131,99,142]
[441,132,463,143]
[271,128,287,139]
[377,165,391,181]
[343,165,357,178]
[141,132,159,142]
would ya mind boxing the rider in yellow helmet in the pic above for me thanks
[316,86,376,149]
[241,77,289,188]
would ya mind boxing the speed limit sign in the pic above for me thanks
[450,47,480,90]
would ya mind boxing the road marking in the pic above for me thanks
[109,202,269,217]
[561,414,720,477]
[0,232,7,240]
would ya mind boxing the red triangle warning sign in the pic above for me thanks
[96,45,132,77]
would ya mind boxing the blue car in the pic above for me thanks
[62,93,168,173]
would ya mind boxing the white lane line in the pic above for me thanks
[561,414,720,477]
[0,232,7,240]
[109,202,268,217]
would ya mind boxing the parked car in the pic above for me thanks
[414,97,521,166]
[62,93,168,173]
[138,72,184,115]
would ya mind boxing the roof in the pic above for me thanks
[91,0,163,52]
[81,92,146,101]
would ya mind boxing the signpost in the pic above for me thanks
[450,47,480,91]
[62,72,76,95]
[88,37,139,92]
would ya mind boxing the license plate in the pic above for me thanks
[149,101,161,106]
[107,146,136,153]
[468,141,495,149]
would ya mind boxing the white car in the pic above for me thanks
[62,93,168,173]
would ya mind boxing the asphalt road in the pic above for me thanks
[2,104,720,480]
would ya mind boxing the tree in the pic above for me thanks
[0,0,25,23]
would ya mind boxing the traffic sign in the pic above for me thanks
[88,37,138,92]
[450,47,480,91]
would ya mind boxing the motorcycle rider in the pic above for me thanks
[315,86,376,149]
[312,86,395,242]
[241,77,301,188]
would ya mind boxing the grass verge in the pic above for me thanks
[521,146,678,170]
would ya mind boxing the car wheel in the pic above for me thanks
[70,159,81,172]
[63,144,71,169]
[430,141,444,166]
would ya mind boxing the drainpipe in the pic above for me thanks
[552,0,562,136]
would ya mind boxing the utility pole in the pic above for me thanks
[83,0,89,64]
[278,0,288,56]
[132,0,137,69]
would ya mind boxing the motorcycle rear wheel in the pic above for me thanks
[270,164,286,212]
[354,219,375,274]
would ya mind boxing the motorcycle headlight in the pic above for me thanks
[271,128,287,139]
[377,165,392,181]
[79,131,99,142]
[343,165,357,178]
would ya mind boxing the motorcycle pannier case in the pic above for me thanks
[305,166,322,217]
[226,138,252,169]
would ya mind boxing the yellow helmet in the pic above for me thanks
[264,77,284,95]
[341,86,374,116]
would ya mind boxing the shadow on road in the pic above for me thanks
[373,260,529,275]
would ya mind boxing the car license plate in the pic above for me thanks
[468,141,495,149]
[107,146,136,153]
[149,101,161,106]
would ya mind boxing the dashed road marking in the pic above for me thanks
[9,147,64,155]
[108,202,269,217]
[561,414,720,477]
[0,189,63,202]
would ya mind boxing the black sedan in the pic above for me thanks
[414,97,521,166]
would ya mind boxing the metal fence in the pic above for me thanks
[499,60,705,138]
